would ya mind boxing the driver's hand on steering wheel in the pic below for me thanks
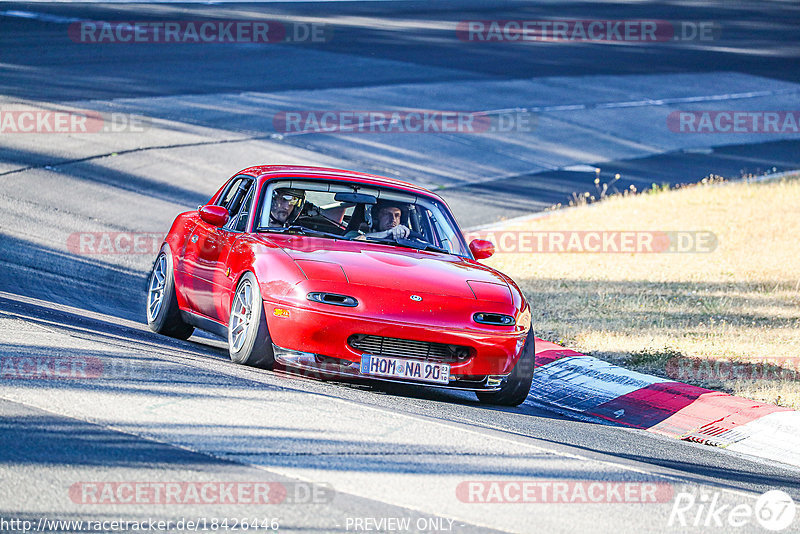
[384,225,410,240]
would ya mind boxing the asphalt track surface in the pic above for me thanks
[1,1,800,533]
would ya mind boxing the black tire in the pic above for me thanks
[476,328,535,406]
[146,247,194,340]
[228,272,275,369]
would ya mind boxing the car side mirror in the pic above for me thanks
[469,239,495,260]
[199,205,230,227]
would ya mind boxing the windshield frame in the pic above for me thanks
[253,176,472,258]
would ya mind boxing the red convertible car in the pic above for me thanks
[147,166,534,405]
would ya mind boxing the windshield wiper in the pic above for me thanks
[361,235,398,246]
[362,235,450,254]
[257,225,344,240]
[416,242,450,254]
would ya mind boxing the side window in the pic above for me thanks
[217,177,245,211]
[221,179,254,232]
[231,187,254,232]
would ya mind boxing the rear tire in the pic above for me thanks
[228,272,275,369]
[476,328,535,407]
[146,247,194,340]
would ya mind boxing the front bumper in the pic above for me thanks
[272,344,508,391]
[266,301,527,377]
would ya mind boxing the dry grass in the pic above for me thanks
[484,175,800,408]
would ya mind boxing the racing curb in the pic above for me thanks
[531,339,800,468]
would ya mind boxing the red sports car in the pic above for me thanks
[146,166,534,405]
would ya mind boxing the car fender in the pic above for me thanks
[223,234,307,326]
[161,211,199,310]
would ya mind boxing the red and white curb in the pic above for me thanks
[531,339,800,468]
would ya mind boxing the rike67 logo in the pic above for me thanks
[669,490,796,531]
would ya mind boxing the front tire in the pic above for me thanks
[476,328,535,407]
[228,272,275,369]
[146,247,194,340]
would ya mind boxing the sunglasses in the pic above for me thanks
[273,192,303,205]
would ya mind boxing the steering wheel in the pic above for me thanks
[406,231,426,241]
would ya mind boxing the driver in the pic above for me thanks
[269,187,305,226]
[365,202,410,240]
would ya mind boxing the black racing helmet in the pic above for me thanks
[270,187,306,225]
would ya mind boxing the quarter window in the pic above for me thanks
[229,186,254,232]
[218,177,254,232]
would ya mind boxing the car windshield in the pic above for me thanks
[255,179,470,256]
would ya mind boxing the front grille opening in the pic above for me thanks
[348,334,471,362]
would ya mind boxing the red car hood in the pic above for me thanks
[259,234,509,300]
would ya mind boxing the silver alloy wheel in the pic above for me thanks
[147,254,167,322]
[229,279,253,352]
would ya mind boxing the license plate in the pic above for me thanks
[360,354,450,385]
